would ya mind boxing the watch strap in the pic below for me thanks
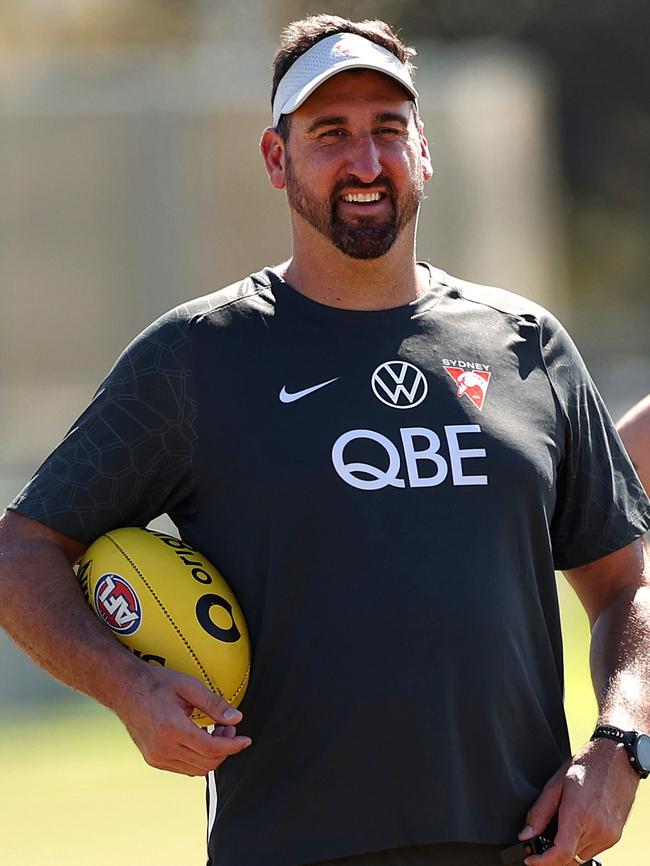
[591,724,633,745]
[591,725,649,779]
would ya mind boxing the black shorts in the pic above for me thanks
[310,843,505,866]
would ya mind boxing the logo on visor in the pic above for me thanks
[332,38,358,59]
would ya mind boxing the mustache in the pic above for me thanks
[331,175,396,198]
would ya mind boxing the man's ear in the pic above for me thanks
[260,127,287,190]
[418,119,434,182]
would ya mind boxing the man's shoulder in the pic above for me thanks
[434,267,558,329]
[105,270,274,377]
[157,270,272,329]
[137,270,273,346]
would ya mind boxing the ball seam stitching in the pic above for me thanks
[104,533,222,698]
[231,663,251,704]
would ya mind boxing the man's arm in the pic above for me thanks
[520,538,650,865]
[617,394,650,493]
[0,510,251,775]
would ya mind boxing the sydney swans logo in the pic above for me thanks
[371,361,428,409]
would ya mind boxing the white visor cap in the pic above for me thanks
[272,33,419,127]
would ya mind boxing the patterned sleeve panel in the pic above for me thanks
[9,306,200,545]
[539,313,650,570]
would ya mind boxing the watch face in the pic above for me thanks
[636,734,650,772]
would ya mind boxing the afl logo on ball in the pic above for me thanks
[94,573,142,635]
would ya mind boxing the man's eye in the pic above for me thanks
[320,129,346,138]
[375,127,401,136]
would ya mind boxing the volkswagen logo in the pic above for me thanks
[371,361,428,409]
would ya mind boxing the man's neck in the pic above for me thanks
[280,223,428,311]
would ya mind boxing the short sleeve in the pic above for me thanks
[8,310,198,545]
[541,315,650,570]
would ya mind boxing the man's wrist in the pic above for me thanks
[591,724,650,779]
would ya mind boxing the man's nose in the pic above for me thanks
[345,133,382,184]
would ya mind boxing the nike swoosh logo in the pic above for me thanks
[279,377,340,403]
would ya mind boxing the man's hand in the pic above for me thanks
[0,512,253,778]
[519,738,639,865]
[116,663,252,776]
[531,541,650,864]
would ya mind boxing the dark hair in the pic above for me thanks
[272,14,417,141]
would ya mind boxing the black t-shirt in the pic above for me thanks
[10,265,650,866]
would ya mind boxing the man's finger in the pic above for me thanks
[178,677,243,726]
[524,844,573,866]
[212,725,237,739]
[151,755,215,777]
[179,723,251,759]
[142,724,250,771]
[551,810,586,860]
[144,706,251,764]
[519,767,565,840]
[524,809,585,866]
[524,838,581,865]
[173,741,248,775]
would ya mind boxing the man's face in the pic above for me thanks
[274,70,432,260]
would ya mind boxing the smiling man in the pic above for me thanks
[1,14,650,866]
[262,28,432,309]
[275,73,427,262]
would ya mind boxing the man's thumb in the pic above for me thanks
[519,773,563,840]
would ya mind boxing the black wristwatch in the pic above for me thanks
[591,725,650,779]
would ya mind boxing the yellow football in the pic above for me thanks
[77,527,250,727]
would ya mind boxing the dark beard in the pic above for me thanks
[285,156,423,260]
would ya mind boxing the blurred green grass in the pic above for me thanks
[0,706,206,865]
[0,580,647,865]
